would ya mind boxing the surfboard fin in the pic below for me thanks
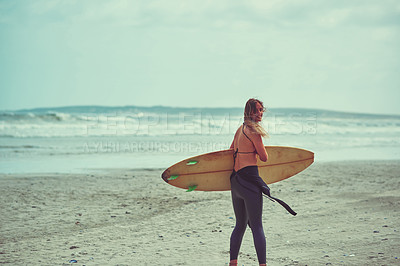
[167,175,179,181]
[186,185,197,192]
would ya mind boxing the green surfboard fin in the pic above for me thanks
[186,185,197,192]
[167,175,179,181]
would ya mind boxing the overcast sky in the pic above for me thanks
[1,0,399,114]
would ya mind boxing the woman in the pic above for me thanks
[229,99,297,265]
[228,98,269,266]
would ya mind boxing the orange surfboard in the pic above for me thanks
[161,146,314,191]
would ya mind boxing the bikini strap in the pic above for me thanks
[233,123,256,169]
[233,148,238,169]
[241,123,253,143]
[241,123,256,153]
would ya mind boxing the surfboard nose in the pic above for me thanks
[161,169,170,183]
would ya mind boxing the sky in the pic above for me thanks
[0,0,399,115]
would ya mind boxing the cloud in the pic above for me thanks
[2,0,399,31]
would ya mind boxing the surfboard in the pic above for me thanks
[161,146,314,191]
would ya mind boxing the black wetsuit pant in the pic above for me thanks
[230,166,266,264]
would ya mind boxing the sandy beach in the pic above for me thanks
[1,160,399,265]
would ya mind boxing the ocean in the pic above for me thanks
[1,106,399,174]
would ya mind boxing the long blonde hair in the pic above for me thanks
[244,98,269,138]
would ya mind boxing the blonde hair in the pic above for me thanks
[244,98,269,138]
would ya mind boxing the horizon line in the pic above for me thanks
[1,104,400,117]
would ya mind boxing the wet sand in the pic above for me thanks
[1,161,399,265]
